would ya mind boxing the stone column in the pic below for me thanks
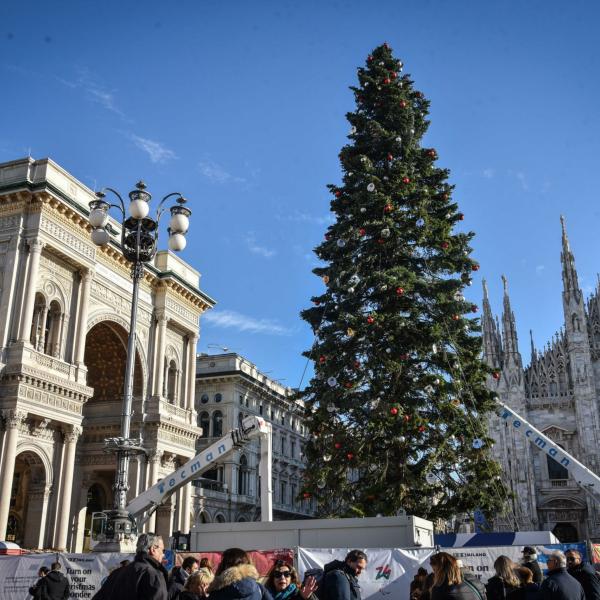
[0,410,26,538]
[181,482,192,533]
[186,334,198,411]
[53,313,66,358]
[37,305,49,352]
[55,426,81,551]
[74,270,92,365]
[153,312,167,397]
[146,450,163,532]
[23,485,51,548]
[18,239,45,342]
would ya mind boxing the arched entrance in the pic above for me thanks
[7,451,49,548]
[552,522,579,543]
[83,321,144,408]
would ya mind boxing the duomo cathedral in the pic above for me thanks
[485,217,600,542]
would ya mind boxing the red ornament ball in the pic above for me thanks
[492,372,501,380]
[325,234,331,240]
[303,492,312,499]
[418,425,426,432]
[319,355,326,364]
[347,452,354,460]
[452,314,460,321]
[387,153,393,161]
[367,55,374,62]
[367,315,375,324]
[354,361,360,369]
[428,149,437,158]
[400,100,407,108]
[471,264,480,272]
[383,78,390,85]
[390,407,399,416]
[344,382,353,389]
[442,193,449,201]
[384,204,393,213]
[313,299,320,305]
[396,287,404,296]
[404,414,411,422]
[377,238,384,244]
[471,304,478,313]
[359,228,366,236]
[390,72,397,80]
[334,442,342,449]
[402,177,410,184]
[458,213,464,221]
[335,190,342,197]
[441,241,449,250]
[399,353,409,360]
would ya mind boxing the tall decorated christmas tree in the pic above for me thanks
[299,44,506,522]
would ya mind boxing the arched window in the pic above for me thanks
[215,514,226,523]
[199,511,209,523]
[238,412,244,428]
[238,455,249,495]
[45,300,62,357]
[212,411,223,437]
[215,393,222,403]
[199,412,210,438]
[167,360,178,404]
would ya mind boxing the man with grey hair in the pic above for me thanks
[540,550,585,600]
[92,533,168,600]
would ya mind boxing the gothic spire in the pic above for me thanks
[529,329,536,362]
[481,278,502,368]
[561,215,581,299]
[501,275,522,368]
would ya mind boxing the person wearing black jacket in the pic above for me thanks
[540,552,584,600]
[322,550,368,600]
[29,566,49,599]
[522,548,543,585]
[37,563,70,600]
[91,533,168,600]
[565,551,600,600]
[168,557,200,600]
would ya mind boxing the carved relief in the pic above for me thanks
[39,215,95,260]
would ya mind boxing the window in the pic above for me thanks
[238,455,249,495]
[280,481,287,505]
[199,412,210,438]
[245,397,249,407]
[238,412,244,428]
[259,405,263,415]
[271,410,275,420]
[547,454,569,480]
[239,395,244,405]
[214,393,222,403]
[291,484,296,506]
[281,415,285,426]
[212,411,223,437]
[291,441,295,459]
[200,394,209,404]
[281,437,286,456]
[166,360,177,404]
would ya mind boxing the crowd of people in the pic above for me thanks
[410,547,600,600]
[28,534,600,600]
[86,533,366,600]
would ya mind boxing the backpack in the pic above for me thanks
[307,567,354,600]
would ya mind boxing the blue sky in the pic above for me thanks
[2,1,600,387]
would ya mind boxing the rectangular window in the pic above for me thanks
[239,395,244,404]
[281,437,286,455]
[291,484,296,506]
[291,441,295,458]
[281,481,287,505]
[259,405,263,415]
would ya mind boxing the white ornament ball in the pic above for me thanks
[396,136,402,143]
[386,348,392,354]
[337,239,346,248]
[381,228,390,238]
[416,218,425,227]
[472,438,484,449]
[327,377,338,387]
[348,287,355,294]
[360,207,366,213]
[425,472,437,485]
[367,183,376,192]
[350,126,357,134]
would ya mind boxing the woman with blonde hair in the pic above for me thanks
[486,556,520,600]
[429,553,482,600]
[181,568,214,600]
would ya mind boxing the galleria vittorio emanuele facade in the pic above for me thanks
[0,157,214,551]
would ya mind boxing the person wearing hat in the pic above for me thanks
[522,547,543,584]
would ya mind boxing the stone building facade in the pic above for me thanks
[0,157,214,550]
[483,217,600,542]
[193,353,314,523]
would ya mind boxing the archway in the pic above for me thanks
[552,522,579,543]
[7,451,49,548]
[83,321,144,408]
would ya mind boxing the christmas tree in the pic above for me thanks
[299,44,506,521]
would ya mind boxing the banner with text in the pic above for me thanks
[297,547,435,600]
[0,552,134,600]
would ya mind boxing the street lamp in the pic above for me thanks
[87,181,191,548]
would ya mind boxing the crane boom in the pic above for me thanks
[497,401,600,500]
[125,415,272,528]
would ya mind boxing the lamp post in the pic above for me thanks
[87,181,191,548]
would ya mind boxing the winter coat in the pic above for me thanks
[91,551,169,600]
[513,583,541,600]
[207,564,272,600]
[567,563,600,600]
[29,577,45,599]
[462,572,487,600]
[178,593,207,600]
[37,570,70,600]
[486,576,520,600]
[168,567,189,600]
[322,559,362,600]
[523,562,544,585]
[540,568,585,600]
[431,581,483,600]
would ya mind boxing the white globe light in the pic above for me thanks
[91,228,110,246]
[169,212,189,234]
[129,199,149,219]
[168,233,187,251]
[89,207,109,228]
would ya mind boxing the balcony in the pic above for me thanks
[146,396,195,425]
